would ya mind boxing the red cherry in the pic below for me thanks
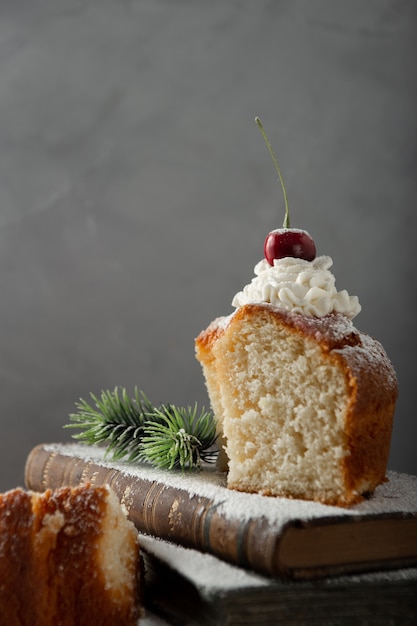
[255,118,317,265]
[264,228,316,265]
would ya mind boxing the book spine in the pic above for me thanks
[25,445,282,578]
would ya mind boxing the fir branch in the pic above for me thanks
[65,387,218,470]
[140,403,218,470]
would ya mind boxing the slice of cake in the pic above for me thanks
[196,255,398,506]
[0,484,143,625]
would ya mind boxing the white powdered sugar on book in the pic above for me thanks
[139,533,417,596]
[45,443,417,530]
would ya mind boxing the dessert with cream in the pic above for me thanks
[196,254,397,505]
[195,118,398,506]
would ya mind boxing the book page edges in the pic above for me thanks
[279,515,417,577]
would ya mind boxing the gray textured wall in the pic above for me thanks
[1,0,416,491]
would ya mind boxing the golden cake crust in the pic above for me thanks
[0,484,142,626]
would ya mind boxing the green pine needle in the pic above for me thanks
[141,404,218,470]
[65,387,218,471]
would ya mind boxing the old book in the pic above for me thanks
[25,442,417,581]
[140,534,417,625]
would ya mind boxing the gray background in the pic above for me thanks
[0,0,416,492]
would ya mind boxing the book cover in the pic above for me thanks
[25,442,417,581]
[140,534,417,625]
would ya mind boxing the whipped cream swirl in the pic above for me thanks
[232,256,361,319]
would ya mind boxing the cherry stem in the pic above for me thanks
[255,117,290,228]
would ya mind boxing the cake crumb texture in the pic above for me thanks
[196,304,398,506]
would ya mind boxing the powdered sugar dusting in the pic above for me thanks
[44,444,417,526]
[337,333,398,388]
[140,533,417,596]
[140,533,268,592]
